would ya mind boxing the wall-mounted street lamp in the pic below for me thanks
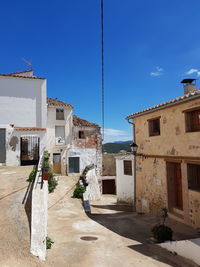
[130,142,138,155]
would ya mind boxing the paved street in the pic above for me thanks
[46,176,198,267]
[0,166,41,267]
[0,167,198,267]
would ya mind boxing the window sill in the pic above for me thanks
[188,188,200,194]
[185,130,200,133]
[149,133,160,137]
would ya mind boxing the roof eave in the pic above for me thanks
[0,74,45,80]
[47,103,73,109]
[126,93,200,120]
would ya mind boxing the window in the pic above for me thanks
[55,126,65,145]
[78,131,85,139]
[56,109,64,120]
[148,117,160,136]
[187,164,200,192]
[124,160,132,175]
[185,109,200,132]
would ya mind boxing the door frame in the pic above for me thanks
[20,136,40,166]
[68,157,80,173]
[53,153,61,174]
[166,161,183,213]
[0,128,6,164]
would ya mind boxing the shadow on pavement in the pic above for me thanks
[88,204,199,267]
[22,181,34,238]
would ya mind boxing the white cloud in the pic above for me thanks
[150,66,164,77]
[185,68,200,76]
[103,128,132,143]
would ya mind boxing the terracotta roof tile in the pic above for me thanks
[126,90,200,119]
[14,127,46,131]
[73,115,100,128]
[47,97,73,108]
[0,70,45,80]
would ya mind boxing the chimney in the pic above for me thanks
[181,79,197,95]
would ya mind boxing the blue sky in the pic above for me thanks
[1,0,200,142]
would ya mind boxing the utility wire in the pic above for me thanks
[101,0,105,142]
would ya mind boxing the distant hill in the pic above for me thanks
[103,140,132,154]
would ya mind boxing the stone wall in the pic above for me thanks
[102,153,117,176]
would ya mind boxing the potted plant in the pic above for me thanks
[151,208,173,243]
[42,157,50,181]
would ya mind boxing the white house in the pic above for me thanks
[0,70,102,177]
[46,97,73,175]
[115,153,135,205]
[46,98,102,176]
[0,70,47,166]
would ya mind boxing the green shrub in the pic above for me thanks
[44,150,50,160]
[73,184,86,199]
[151,224,173,243]
[27,170,37,182]
[48,170,58,193]
[46,236,54,249]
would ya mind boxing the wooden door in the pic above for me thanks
[53,153,61,174]
[0,129,6,163]
[175,163,183,210]
[69,157,80,173]
[167,162,183,211]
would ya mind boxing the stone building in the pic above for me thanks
[126,79,200,228]
[68,115,102,177]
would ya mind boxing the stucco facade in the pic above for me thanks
[0,70,47,166]
[115,154,134,205]
[46,98,73,175]
[127,88,200,228]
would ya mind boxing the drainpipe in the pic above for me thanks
[127,118,137,212]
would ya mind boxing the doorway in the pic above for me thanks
[166,162,183,212]
[102,179,116,194]
[0,129,6,163]
[53,153,61,174]
[21,136,40,166]
[69,157,80,173]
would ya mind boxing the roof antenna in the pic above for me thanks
[21,58,32,70]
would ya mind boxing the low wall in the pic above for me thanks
[30,153,48,261]
[159,238,200,265]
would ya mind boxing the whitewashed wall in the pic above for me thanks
[0,76,47,127]
[116,155,135,205]
[1,125,46,166]
[31,154,48,261]
[47,106,73,154]
[68,146,97,174]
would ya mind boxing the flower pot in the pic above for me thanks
[43,172,49,181]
